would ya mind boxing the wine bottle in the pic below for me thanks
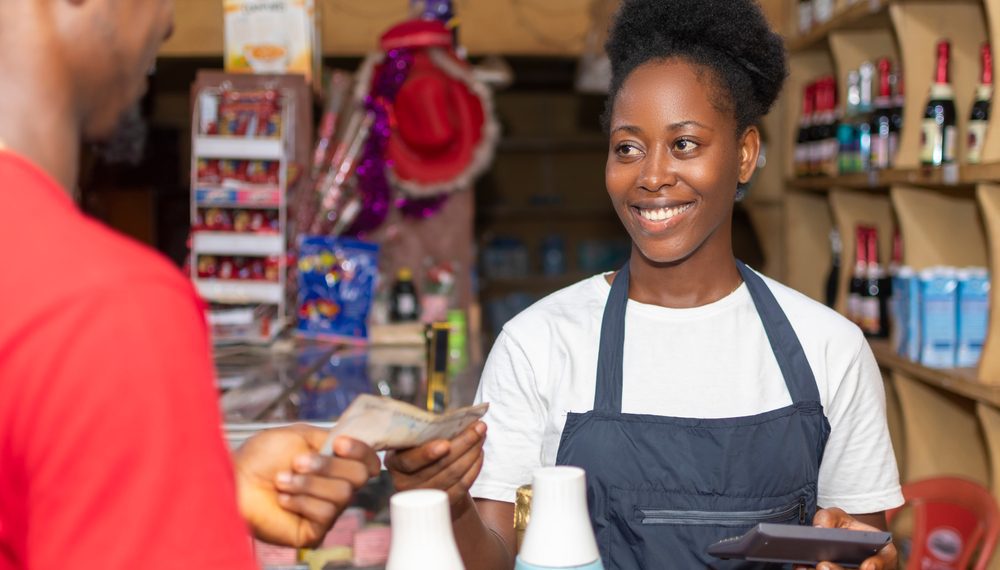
[825,228,842,309]
[862,227,887,338]
[847,225,868,325]
[857,61,875,171]
[921,40,958,167]
[820,76,841,177]
[968,42,993,164]
[838,71,861,174]
[796,82,815,178]
[871,58,895,170]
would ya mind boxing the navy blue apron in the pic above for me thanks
[555,261,831,569]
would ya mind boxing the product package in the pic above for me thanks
[296,236,380,342]
[893,267,923,363]
[920,267,959,368]
[224,0,320,84]
[957,267,990,368]
[298,350,373,421]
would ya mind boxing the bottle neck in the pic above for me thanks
[929,82,955,100]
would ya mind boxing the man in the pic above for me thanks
[0,0,380,567]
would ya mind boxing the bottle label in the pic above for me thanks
[847,293,862,325]
[921,119,943,165]
[861,297,881,334]
[968,120,988,164]
[871,134,889,169]
[944,125,957,163]
[398,294,416,316]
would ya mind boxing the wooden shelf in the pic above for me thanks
[480,273,590,293]
[870,339,1000,408]
[783,163,1000,191]
[786,0,891,53]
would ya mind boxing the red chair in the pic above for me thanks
[886,477,1000,570]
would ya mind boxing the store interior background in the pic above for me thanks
[79,0,1000,566]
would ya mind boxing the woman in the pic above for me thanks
[387,0,903,568]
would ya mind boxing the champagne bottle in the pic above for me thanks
[862,227,887,338]
[921,40,958,167]
[890,64,905,162]
[847,225,868,325]
[871,58,895,170]
[820,76,841,176]
[968,42,993,164]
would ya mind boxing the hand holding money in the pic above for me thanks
[320,394,489,455]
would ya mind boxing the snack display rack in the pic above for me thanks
[189,83,298,344]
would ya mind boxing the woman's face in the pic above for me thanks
[606,58,759,265]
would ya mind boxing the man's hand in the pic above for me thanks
[385,421,487,519]
[233,424,381,548]
[794,508,897,570]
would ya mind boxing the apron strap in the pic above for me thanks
[736,261,821,404]
[593,261,821,413]
[593,262,630,413]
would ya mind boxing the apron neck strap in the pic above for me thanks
[593,260,821,414]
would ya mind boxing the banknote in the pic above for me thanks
[320,394,489,454]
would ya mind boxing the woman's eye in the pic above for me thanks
[674,139,699,152]
[615,143,642,157]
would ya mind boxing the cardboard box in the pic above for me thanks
[223,0,319,84]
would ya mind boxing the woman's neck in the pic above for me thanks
[624,231,743,309]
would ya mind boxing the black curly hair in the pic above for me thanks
[602,0,788,137]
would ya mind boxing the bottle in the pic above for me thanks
[847,225,868,325]
[390,268,420,322]
[838,71,861,174]
[857,61,876,171]
[807,80,824,176]
[862,227,887,338]
[386,489,464,570]
[797,0,813,35]
[921,40,958,167]
[825,229,842,309]
[796,82,816,178]
[968,42,993,164]
[871,58,895,170]
[515,467,604,570]
[885,229,903,345]
[818,77,841,176]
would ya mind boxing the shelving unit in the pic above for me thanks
[188,81,299,344]
[779,2,1000,563]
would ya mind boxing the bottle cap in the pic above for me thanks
[398,268,413,281]
[386,490,464,570]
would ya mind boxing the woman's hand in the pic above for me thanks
[233,424,381,548]
[384,421,487,518]
[794,508,898,570]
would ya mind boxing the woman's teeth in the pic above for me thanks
[637,203,693,222]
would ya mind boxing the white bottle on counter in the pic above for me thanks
[386,489,464,570]
[515,466,605,570]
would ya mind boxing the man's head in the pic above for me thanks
[13,0,175,142]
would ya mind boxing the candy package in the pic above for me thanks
[296,236,380,342]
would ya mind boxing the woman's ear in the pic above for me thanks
[738,125,761,186]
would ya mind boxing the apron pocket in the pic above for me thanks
[609,488,810,570]
[638,500,806,527]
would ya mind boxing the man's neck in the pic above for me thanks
[0,8,81,193]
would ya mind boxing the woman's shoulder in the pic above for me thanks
[757,271,866,352]
[501,273,608,340]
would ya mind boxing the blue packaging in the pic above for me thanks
[902,268,922,362]
[296,236,380,342]
[920,267,958,368]
[957,267,990,368]
[891,266,913,356]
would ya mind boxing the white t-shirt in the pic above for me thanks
[470,271,904,515]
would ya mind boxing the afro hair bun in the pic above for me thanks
[604,0,788,131]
